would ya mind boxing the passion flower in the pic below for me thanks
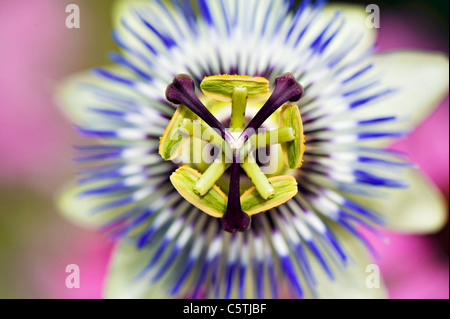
[57,0,449,299]
[163,73,303,233]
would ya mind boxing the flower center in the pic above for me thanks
[160,73,304,233]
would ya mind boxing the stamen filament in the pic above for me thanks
[248,127,296,149]
[241,155,275,200]
[230,87,248,130]
[194,158,230,196]
[238,127,296,161]
[178,119,227,150]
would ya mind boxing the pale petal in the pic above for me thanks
[112,0,148,26]
[58,182,105,229]
[310,223,388,299]
[57,181,137,230]
[104,240,172,299]
[320,4,377,64]
[348,169,448,234]
[348,51,449,145]
[55,66,135,126]
[111,0,162,54]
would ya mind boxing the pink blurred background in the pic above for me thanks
[0,0,448,298]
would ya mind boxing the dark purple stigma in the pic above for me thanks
[238,73,303,145]
[220,151,251,233]
[166,74,235,144]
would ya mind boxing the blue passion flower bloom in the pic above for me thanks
[57,0,448,298]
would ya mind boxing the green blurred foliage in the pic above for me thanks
[0,0,118,299]
[0,188,56,298]
[64,0,117,71]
